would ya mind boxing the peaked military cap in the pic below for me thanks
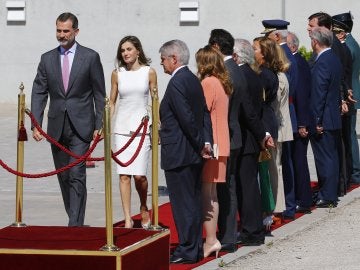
[332,12,353,32]
[332,18,350,32]
[261,19,290,34]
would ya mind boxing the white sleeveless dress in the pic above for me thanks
[113,66,151,175]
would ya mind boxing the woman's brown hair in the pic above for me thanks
[196,45,233,95]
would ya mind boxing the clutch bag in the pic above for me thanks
[258,148,271,162]
[213,144,219,160]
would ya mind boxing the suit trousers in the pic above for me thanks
[217,149,239,245]
[236,152,264,242]
[165,163,203,261]
[282,141,296,216]
[51,114,89,226]
[337,115,352,195]
[310,130,340,201]
[292,134,312,208]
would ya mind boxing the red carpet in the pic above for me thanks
[0,226,170,270]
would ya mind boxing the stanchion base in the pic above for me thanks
[10,222,27,228]
[147,224,165,231]
[100,244,120,252]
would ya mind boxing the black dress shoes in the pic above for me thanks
[220,243,238,252]
[237,238,264,246]
[169,254,197,264]
[295,205,311,214]
[282,214,295,221]
[315,199,337,208]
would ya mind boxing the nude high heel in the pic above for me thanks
[140,208,151,229]
[203,240,221,258]
[125,219,134,229]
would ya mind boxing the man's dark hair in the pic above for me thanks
[308,12,332,30]
[208,29,234,56]
[56,12,78,29]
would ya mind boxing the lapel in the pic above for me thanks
[66,43,84,94]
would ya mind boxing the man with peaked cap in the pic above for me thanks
[332,18,354,194]
[333,12,360,184]
[261,19,298,220]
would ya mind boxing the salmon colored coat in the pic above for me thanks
[201,76,230,183]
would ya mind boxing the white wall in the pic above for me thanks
[1,0,360,103]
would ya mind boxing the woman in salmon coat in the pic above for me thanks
[195,45,232,258]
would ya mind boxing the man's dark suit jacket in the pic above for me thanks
[259,66,279,139]
[281,43,298,132]
[159,66,212,170]
[310,49,342,132]
[224,58,243,150]
[294,52,311,128]
[309,34,352,101]
[31,43,106,142]
[238,64,266,154]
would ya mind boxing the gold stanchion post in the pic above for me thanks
[100,97,119,251]
[11,83,27,227]
[149,88,162,230]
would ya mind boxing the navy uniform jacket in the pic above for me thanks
[159,66,212,170]
[310,49,342,132]
[346,33,360,109]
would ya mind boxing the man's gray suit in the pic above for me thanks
[31,43,106,226]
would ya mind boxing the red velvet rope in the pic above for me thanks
[0,134,101,178]
[0,111,149,178]
[111,118,148,167]
[26,110,147,163]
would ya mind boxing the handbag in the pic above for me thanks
[258,148,271,162]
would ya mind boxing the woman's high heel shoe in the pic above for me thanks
[124,219,134,229]
[203,240,221,258]
[140,210,151,229]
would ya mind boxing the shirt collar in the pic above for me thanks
[172,65,186,77]
[316,47,331,61]
[60,42,77,54]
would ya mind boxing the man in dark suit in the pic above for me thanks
[31,13,106,226]
[159,39,212,264]
[209,30,272,250]
[308,12,353,196]
[309,26,342,207]
[233,38,272,245]
[287,32,312,213]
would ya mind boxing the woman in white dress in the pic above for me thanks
[109,36,157,229]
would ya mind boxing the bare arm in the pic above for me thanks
[109,69,119,118]
[149,67,158,96]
